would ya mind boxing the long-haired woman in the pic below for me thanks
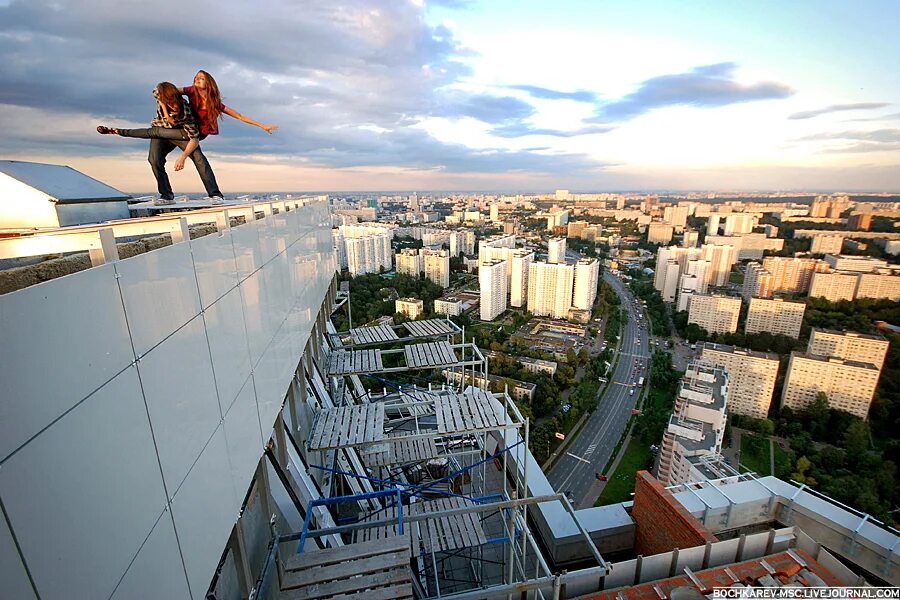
[182,70,278,137]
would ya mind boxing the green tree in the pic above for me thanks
[842,420,869,460]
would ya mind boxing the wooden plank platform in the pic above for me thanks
[403,341,457,369]
[434,390,506,435]
[413,497,488,554]
[349,324,399,345]
[361,436,440,467]
[308,403,386,450]
[281,534,412,600]
[355,504,404,544]
[327,348,384,375]
[403,318,456,338]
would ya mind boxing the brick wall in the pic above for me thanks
[632,470,717,555]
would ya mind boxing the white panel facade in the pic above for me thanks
[1,199,335,600]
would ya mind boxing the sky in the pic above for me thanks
[0,0,898,192]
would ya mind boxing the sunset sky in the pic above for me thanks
[1,0,898,192]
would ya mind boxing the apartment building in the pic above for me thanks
[648,222,674,244]
[824,254,888,273]
[848,212,873,230]
[724,213,755,235]
[855,272,900,301]
[700,243,738,287]
[395,247,423,276]
[807,329,889,370]
[548,237,567,264]
[743,262,775,299]
[423,248,450,288]
[527,261,575,319]
[699,343,779,419]
[339,223,394,275]
[687,294,742,335]
[434,298,463,316]
[705,234,784,261]
[808,271,860,302]
[572,258,600,310]
[745,298,806,338]
[658,363,729,486]
[449,230,476,256]
[682,229,700,248]
[810,235,844,255]
[395,297,423,319]
[760,256,830,295]
[479,258,508,321]
[509,250,534,308]
[782,353,880,420]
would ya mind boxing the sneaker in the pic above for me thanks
[153,197,176,206]
[209,196,226,205]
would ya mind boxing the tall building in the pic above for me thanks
[339,223,394,275]
[546,208,569,230]
[856,272,900,301]
[434,298,462,316]
[663,205,689,231]
[527,261,574,319]
[745,298,806,338]
[658,363,729,487]
[760,256,830,294]
[699,343,779,419]
[782,353,880,420]
[647,222,674,244]
[707,213,722,235]
[332,228,347,269]
[743,262,775,299]
[807,329,889,370]
[659,260,682,303]
[810,194,850,218]
[723,214,754,235]
[450,230,475,256]
[572,258,600,310]
[479,258,508,321]
[808,271,860,302]
[509,250,533,308]
[395,248,424,276]
[700,243,737,287]
[490,203,500,222]
[687,294,741,335]
[810,235,844,255]
[653,245,703,301]
[676,274,702,312]
[547,237,566,264]
[423,248,450,288]
[848,212,873,230]
[705,234,783,261]
[682,229,700,248]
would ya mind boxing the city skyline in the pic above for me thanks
[1,0,899,192]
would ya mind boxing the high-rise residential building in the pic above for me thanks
[528,261,574,319]
[449,230,475,256]
[824,254,889,273]
[700,243,737,287]
[705,234,783,261]
[490,203,500,222]
[810,194,850,218]
[856,272,900,301]
[724,214,755,236]
[423,248,450,288]
[567,221,587,238]
[663,205,690,231]
[760,256,830,294]
[743,262,775,299]
[509,250,534,308]
[479,258,508,321]
[572,258,600,310]
[547,237,567,264]
[654,245,704,301]
[807,329,889,370]
[396,248,424,277]
[660,260,681,303]
[810,235,844,255]
[687,294,741,335]
[808,271,860,302]
[699,343,779,419]
[395,297,424,319]
[648,222,674,244]
[848,212,873,230]
[745,298,806,338]
[658,363,729,487]
[682,229,700,248]
[339,223,394,275]
[332,229,348,269]
[782,353,880,420]
[676,274,702,312]
[434,299,463,316]
[546,208,569,230]
[707,213,722,235]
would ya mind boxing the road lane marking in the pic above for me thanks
[566,452,591,464]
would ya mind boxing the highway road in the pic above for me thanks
[546,271,652,508]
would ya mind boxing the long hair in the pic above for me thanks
[197,70,223,123]
[156,82,183,119]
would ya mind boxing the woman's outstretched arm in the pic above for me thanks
[221,106,278,134]
[174,138,199,171]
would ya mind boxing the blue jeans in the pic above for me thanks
[117,127,222,200]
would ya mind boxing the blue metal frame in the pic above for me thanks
[296,488,405,554]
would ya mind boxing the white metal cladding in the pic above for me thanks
[0,200,335,600]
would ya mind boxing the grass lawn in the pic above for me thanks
[594,437,653,506]
[739,433,771,475]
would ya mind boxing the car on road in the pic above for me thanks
[595,472,607,481]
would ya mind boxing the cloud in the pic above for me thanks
[490,123,614,138]
[508,85,598,103]
[0,0,603,179]
[843,111,900,123]
[588,62,793,123]
[795,129,900,154]
[788,102,889,120]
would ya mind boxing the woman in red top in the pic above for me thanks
[182,70,278,137]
